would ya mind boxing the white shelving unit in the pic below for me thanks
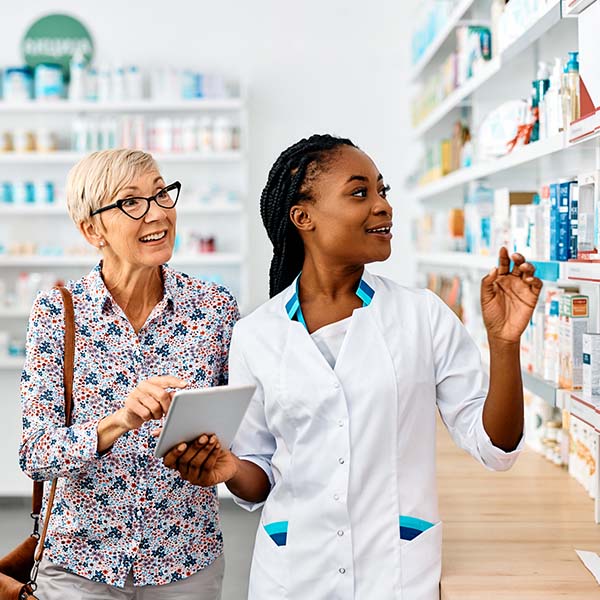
[411,1,600,524]
[412,0,562,137]
[0,95,250,496]
[410,0,476,81]
[0,151,242,164]
[0,98,243,113]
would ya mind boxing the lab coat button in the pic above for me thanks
[337,420,344,427]
[339,568,346,574]
[333,382,340,389]
[333,494,340,501]
[337,530,344,537]
[338,458,345,464]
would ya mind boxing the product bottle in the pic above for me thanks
[112,65,126,102]
[86,68,98,102]
[561,64,571,132]
[68,48,87,102]
[532,62,550,143]
[542,58,564,138]
[125,66,143,101]
[566,51,580,124]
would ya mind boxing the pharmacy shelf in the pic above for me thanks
[413,58,501,137]
[563,0,598,16]
[0,151,242,165]
[416,252,495,270]
[0,98,243,113]
[413,134,566,201]
[522,370,563,407]
[0,253,243,268]
[0,204,243,216]
[570,393,600,431]
[0,357,24,370]
[499,0,562,64]
[413,0,562,137]
[410,0,476,81]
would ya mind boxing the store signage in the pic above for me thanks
[22,14,94,73]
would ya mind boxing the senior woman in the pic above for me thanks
[19,149,238,599]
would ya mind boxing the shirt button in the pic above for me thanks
[339,568,346,574]
[333,382,340,389]
[337,530,344,537]
[338,458,345,465]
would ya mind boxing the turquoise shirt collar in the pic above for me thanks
[285,272,375,330]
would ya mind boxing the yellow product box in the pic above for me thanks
[559,294,589,390]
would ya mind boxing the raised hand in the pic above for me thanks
[480,247,543,344]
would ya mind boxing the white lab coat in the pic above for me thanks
[229,270,522,600]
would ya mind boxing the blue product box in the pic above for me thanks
[549,183,559,260]
[558,181,572,261]
[569,180,578,260]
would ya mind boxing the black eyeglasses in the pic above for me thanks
[90,181,181,220]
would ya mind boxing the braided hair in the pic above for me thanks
[260,134,357,298]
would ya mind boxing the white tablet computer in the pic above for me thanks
[154,384,256,458]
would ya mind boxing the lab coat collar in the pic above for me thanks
[284,269,376,328]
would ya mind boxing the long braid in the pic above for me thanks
[260,134,357,297]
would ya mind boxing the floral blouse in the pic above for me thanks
[19,263,239,587]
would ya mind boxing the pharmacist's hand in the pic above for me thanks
[116,376,188,432]
[162,434,239,487]
[481,247,543,344]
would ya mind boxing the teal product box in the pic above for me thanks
[558,181,573,261]
[549,183,559,260]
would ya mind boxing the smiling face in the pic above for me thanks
[290,145,393,267]
[87,170,177,269]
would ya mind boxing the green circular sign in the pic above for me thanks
[22,14,94,76]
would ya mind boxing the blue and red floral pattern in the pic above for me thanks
[19,263,239,587]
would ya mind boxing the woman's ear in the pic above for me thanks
[78,220,106,249]
[290,205,315,232]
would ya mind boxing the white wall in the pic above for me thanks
[1,0,417,309]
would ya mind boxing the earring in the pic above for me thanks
[99,241,105,248]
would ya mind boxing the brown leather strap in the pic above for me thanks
[33,286,75,565]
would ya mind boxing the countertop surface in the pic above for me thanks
[437,420,600,599]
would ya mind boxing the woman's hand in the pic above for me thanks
[162,434,240,487]
[481,247,543,344]
[115,376,188,431]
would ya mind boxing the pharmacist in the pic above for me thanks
[163,135,543,599]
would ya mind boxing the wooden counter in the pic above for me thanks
[437,420,600,599]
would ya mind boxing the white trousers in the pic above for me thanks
[36,555,225,600]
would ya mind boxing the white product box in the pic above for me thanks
[582,333,600,397]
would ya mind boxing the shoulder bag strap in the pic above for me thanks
[30,287,75,583]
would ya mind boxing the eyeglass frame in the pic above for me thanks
[89,181,181,220]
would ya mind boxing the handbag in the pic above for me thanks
[0,287,75,600]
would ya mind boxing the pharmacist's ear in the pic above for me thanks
[290,205,315,233]
[79,219,106,249]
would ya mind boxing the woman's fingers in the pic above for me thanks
[498,247,511,275]
[518,262,536,278]
[163,443,188,469]
[148,376,188,389]
[138,382,173,415]
[188,441,220,484]
[176,434,217,479]
[510,253,525,275]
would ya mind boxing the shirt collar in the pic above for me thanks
[285,270,375,329]
[86,262,177,314]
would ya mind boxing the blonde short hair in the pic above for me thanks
[66,149,159,224]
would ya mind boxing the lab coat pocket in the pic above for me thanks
[248,519,289,599]
[400,520,442,599]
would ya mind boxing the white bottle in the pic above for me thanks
[543,58,564,138]
[68,48,87,102]
[86,68,98,102]
[112,65,126,102]
[213,117,232,152]
[125,66,143,101]
[98,64,112,102]
[197,117,213,153]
